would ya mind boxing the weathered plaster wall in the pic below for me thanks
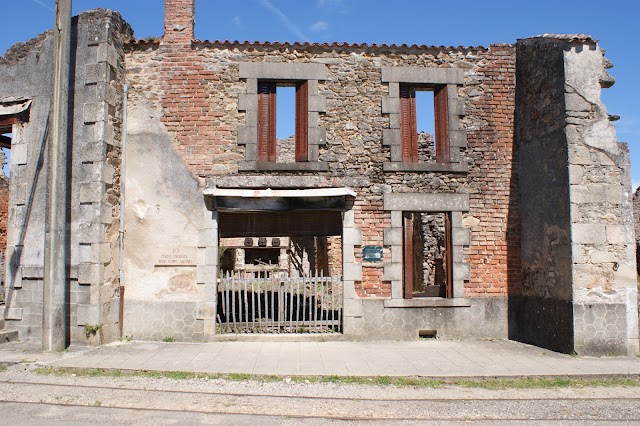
[122,101,205,341]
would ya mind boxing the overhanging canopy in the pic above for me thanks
[204,187,356,212]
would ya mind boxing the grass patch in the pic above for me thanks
[34,367,640,389]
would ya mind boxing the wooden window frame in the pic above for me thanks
[399,85,449,163]
[257,80,309,163]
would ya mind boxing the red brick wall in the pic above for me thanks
[465,44,521,297]
[164,0,194,44]
[354,198,391,297]
[156,44,226,177]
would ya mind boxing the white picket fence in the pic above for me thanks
[217,272,342,333]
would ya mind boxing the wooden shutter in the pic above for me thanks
[434,85,449,163]
[295,81,309,162]
[400,86,418,163]
[257,81,276,162]
[444,212,453,298]
[403,212,414,299]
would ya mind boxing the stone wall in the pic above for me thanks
[0,10,133,343]
[514,35,638,355]
[126,40,517,299]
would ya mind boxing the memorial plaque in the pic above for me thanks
[362,245,383,262]
[156,247,197,266]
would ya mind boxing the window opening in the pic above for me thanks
[403,212,452,298]
[276,86,296,163]
[400,85,449,163]
[257,81,309,163]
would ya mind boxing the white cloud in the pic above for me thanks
[232,16,242,28]
[257,0,310,42]
[310,21,329,32]
[32,0,54,12]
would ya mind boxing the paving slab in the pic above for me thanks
[1,339,639,378]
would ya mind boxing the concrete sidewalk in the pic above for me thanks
[1,339,639,378]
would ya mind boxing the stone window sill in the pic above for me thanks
[383,298,471,308]
[383,162,468,173]
[239,161,329,172]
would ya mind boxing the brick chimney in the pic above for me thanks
[164,0,195,44]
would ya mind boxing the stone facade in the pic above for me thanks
[0,1,636,355]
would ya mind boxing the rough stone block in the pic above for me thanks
[83,102,108,124]
[244,78,257,94]
[387,82,399,98]
[342,280,357,299]
[381,97,399,114]
[572,223,606,244]
[381,66,464,84]
[237,93,256,111]
[343,228,362,245]
[589,250,618,264]
[196,265,216,284]
[236,126,256,145]
[78,263,100,285]
[449,130,467,147]
[382,129,400,146]
[239,62,327,80]
[571,184,622,205]
[388,113,400,129]
[384,193,469,212]
[342,244,356,263]
[391,211,402,228]
[383,228,402,246]
[452,227,470,246]
[244,109,257,127]
[343,263,362,281]
[97,42,119,67]
[4,308,23,320]
[197,229,217,248]
[76,304,99,326]
[605,225,627,244]
[308,127,326,145]
[204,246,218,265]
[195,302,216,320]
[383,263,402,281]
[308,95,326,112]
[343,299,363,317]
[391,245,402,263]
[79,182,103,203]
[453,262,470,281]
[85,63,110,85]
[12,143,28,165]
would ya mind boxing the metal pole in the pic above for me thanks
[118,84,129,338]
[43,0,72,351]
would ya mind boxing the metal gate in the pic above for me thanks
[217,272,342,333]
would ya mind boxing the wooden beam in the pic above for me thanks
[0,135,11,148]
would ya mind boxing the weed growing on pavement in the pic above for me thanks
[34,367,640,389]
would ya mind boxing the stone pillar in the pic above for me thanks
[515,35,638,356]
[197,209,218,338]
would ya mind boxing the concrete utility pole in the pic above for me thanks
[43,0,72,351]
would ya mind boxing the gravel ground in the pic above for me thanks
[0,363,639,424]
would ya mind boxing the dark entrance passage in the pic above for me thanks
[216,209,344,334]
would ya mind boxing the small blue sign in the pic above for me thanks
[362,246,383,262]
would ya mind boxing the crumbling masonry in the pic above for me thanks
[0,0,637,355]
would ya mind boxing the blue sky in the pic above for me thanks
[1,0,638,189]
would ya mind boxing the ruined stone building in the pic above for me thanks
[0,0,637,355]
